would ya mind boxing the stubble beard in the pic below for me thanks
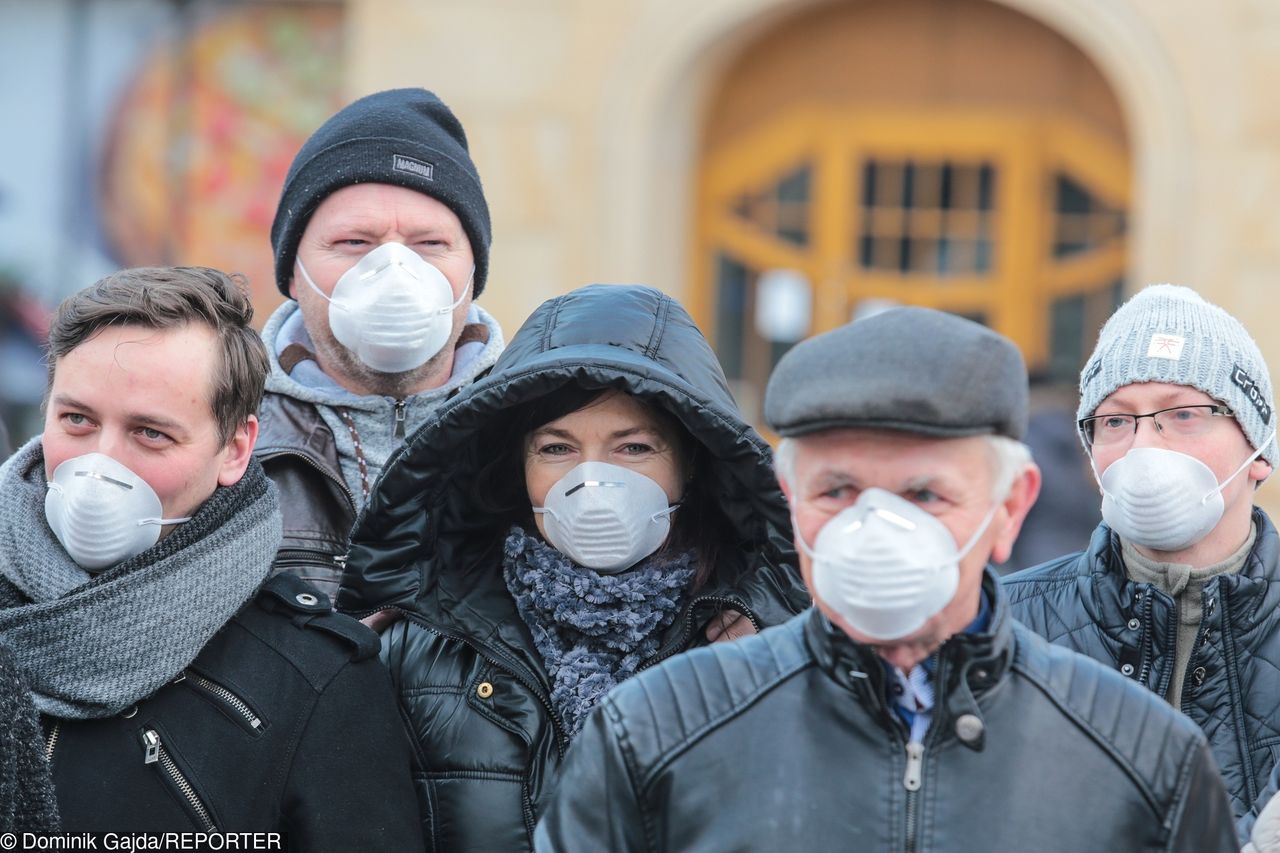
[310,311,465,399]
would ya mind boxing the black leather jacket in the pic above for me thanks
[45,574,422,848]
[254,393,355,600]
[535,572,1237,852]
[340,285,811,851]
[1005,508,1280,840]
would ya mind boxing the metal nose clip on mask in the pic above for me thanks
[44,453,192,572]
[796,488,998,642]
[297,241,471,374]
[533,461,678,574]
[1096,431,1276,552]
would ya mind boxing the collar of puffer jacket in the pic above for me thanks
[803,567,1013,751]
[1082,507,1280,638]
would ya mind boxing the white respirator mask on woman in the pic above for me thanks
[1096,432,1275,552]
[797,488,997,641]
[297,241,470,374]
[533,461,678,574]
[44,453,192,572]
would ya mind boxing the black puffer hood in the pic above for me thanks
[338,285,806,632]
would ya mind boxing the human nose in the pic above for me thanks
[1129,414,1163,449]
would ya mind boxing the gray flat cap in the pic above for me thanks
[764,306,1028,440]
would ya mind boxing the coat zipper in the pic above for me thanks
[903,741,925,853]
[44,720,61,763]
[1135,591,1158,685]
[186,673,262,731]
[141,729,216,831]
[393,399,407,439]
[639,595,762,671]
[273,547,348,572]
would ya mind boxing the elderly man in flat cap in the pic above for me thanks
[534,308,1235,852]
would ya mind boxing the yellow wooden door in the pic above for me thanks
[693,108,1129,423]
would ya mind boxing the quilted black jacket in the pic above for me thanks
[535,573,1237,852]
[339,285,810,851]
[1004,508,1280,840]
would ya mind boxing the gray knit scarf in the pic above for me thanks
[502,526,694,738]
[0,438,282,720]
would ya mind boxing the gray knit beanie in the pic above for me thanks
[270,88,491,298]
[1078,284,1277,467]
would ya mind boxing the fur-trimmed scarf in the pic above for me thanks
[502,526,694,738]
[0,439,282,720]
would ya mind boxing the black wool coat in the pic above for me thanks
[45,574,423,849]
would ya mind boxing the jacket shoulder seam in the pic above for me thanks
[632,651,815,793]
[1010,652,1165,818]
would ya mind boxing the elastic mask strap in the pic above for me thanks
[1206,430,1277,503]
[792,500,999,565]
[955,501,1000,561]
[138,516,192,528]
[297,257,471,314]
[650,503,680,524]
[296,258,332,304]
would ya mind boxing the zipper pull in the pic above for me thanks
[903,741,924,791]
[143,729,160,765]
[394,399,407,439]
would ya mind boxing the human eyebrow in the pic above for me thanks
[127,413,189,438]
[531,426,576,441]
[50,394,96,414]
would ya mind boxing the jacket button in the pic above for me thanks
[1193,666,1207,686]
[1120,663,1135,676]
[476,682,494,699]
[955,714,984,744]
[1127,618,1140,630]
[296,593,319,606]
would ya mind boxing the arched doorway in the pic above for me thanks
[691,0,1130,423]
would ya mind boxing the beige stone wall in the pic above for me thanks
[345,0,1280,509]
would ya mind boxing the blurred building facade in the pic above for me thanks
[2,0,1279,521]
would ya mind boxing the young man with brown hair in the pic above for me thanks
[0,266,422,844]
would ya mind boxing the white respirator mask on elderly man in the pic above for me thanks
[796,488,998,641]
[297,241,470,374]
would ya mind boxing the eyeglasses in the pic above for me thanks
[1077,404,1235,449]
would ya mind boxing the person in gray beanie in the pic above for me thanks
[255,88,505,601]
[536,306,1235,853]
[1005,283,1278,843]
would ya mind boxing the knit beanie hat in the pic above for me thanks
[270,88,491,298]
[1078,284,1277,468]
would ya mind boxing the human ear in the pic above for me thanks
[217,415,259,487]
[989,463,1042,564]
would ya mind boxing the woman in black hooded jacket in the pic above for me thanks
[338,284,809,851]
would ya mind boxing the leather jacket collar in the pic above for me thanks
[803,567,1013,750]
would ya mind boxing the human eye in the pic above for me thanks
[136,426,172,445]
[59,412,96,433]
[620,442,656,456]
[906,488,941,504]
[537,442,572,457]
[1098,415,1131,431]
[1168,407,1203,422]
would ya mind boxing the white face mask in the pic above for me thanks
[796,488,997,642]
[297,241,470,374]
[532,461,678,574]
[44,453,192,572]
[1097,433,1275,552]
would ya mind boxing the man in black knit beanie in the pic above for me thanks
[255,88,505,602]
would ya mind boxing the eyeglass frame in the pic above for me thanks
[1077,404,1235,449]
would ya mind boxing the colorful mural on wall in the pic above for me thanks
[99,3,345,322]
